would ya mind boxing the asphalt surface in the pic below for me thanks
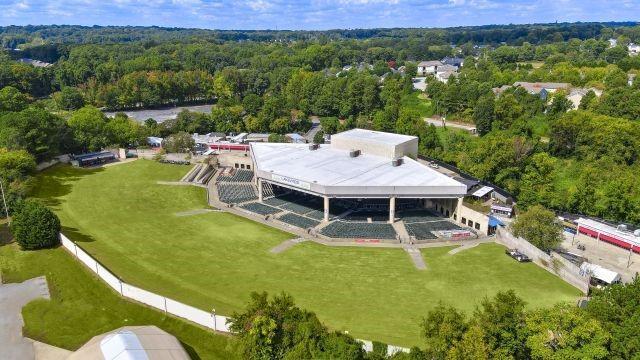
[0,276,50,360]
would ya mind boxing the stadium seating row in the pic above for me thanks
[217,169,254,183]
[320,221,397,239]
[240,202,282,215]
[278,213,320,229]
[217,183,257,204]
[404,223,438,240]
[398,210,442,224]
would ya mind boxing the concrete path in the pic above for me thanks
[448,241,480,255]
[270,238,308,254]
[174,208,217,217]
[424,118,477,135]
[156,180,207,188]
[404,246,427,270]
[0,276,51,360]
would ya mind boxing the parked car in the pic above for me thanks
[505,248,531,262]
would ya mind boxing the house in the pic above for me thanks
[435,70,458,83]
[17,58,53,67]
[441,56,464,68]
[608,38,618,48]
[513,82,571,100]
[417,60,443,76]
[628,43,640,56]
[567,88,602,109]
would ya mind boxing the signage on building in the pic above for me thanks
[272,174,311,190]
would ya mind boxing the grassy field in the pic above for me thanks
[29,160,581,346]
[401,91,434,118]
[0,241,239,359]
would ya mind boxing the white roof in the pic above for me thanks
[472,186,494,197]
[251,142,466,197]
[576,218,640,246]
[580,262,621,284]
[331,128,416,146]
[68,326,190,360]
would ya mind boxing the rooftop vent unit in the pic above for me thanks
[392,158,403,167]
[349,149,361,158]
[309,143,319,151]
[634,229,640,237]
[617,224,628,232]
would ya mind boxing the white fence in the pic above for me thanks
[495,228,590,294]
[59,233,405,354]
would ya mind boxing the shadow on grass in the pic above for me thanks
[31,165,105,208]
[0,223,13,246]
[62,226,97,243]
[181,341,202,360]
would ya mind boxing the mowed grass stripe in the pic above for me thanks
[31,160,581,346]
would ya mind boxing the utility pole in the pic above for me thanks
[0,179,9,225]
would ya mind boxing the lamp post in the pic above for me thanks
[212,308,216,330]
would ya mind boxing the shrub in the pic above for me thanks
[11,200,60,250]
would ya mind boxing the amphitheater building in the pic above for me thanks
[250,129,467,223]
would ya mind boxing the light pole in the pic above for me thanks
[212,308,216,330]
[0,179,9,225]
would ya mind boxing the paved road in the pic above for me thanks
[0,276,50,360]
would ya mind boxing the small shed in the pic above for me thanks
[471,186,494,200]
[579,262,622,286]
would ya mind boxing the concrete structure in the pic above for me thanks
[251,129,467,223]
[68,326,190,360]
[628,43,640,56]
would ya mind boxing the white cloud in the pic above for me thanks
[246,0,272,11]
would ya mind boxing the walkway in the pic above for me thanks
[424,117,477,134]
[403,246,427,270]
[448,241,480,255]
[270,238,308,254]
[0,276,51,360]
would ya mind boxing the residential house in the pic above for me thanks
[608,38,618,48]
[567,88,602,109]
[436,70,458,83]
[441,56,464,68]
[629,43,640,56]
[513,82,571,100]
[417,60,443,76]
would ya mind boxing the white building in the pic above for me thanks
[629,43,640,56]
[417,60,443,76]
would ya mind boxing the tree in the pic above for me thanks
[11,200,61,250]
[547,93,573,118]
[105,114,143,147]
[446,325,489,360]
[313,130,325,144]
[162,132,194,153]
[511,205,563,251]
[243,93,263,115]
[421,303,468,360]
[0,86,30,112]
[587,278,640,359]
[473,290,528,359]
[526,304,610,360]
[0,107,69,161]
[54,86,85,110]
[578,90,597,110]
[473,94,495,135]
[229,292,365,360]
[67,106,109,152]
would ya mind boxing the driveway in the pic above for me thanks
[0,276,51,360]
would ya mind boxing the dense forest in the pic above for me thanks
[0,22,639,227]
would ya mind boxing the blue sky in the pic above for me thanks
[0,0,638,30]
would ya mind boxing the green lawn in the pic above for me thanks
[401,91,434,118]
[0,241,239,359]
[29,160,581,346]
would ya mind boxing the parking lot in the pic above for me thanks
[562,231,640,282]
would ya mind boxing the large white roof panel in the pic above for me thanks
[251,142,466,197]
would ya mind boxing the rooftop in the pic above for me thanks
[331,128,415,146]
[251,142,466,197]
